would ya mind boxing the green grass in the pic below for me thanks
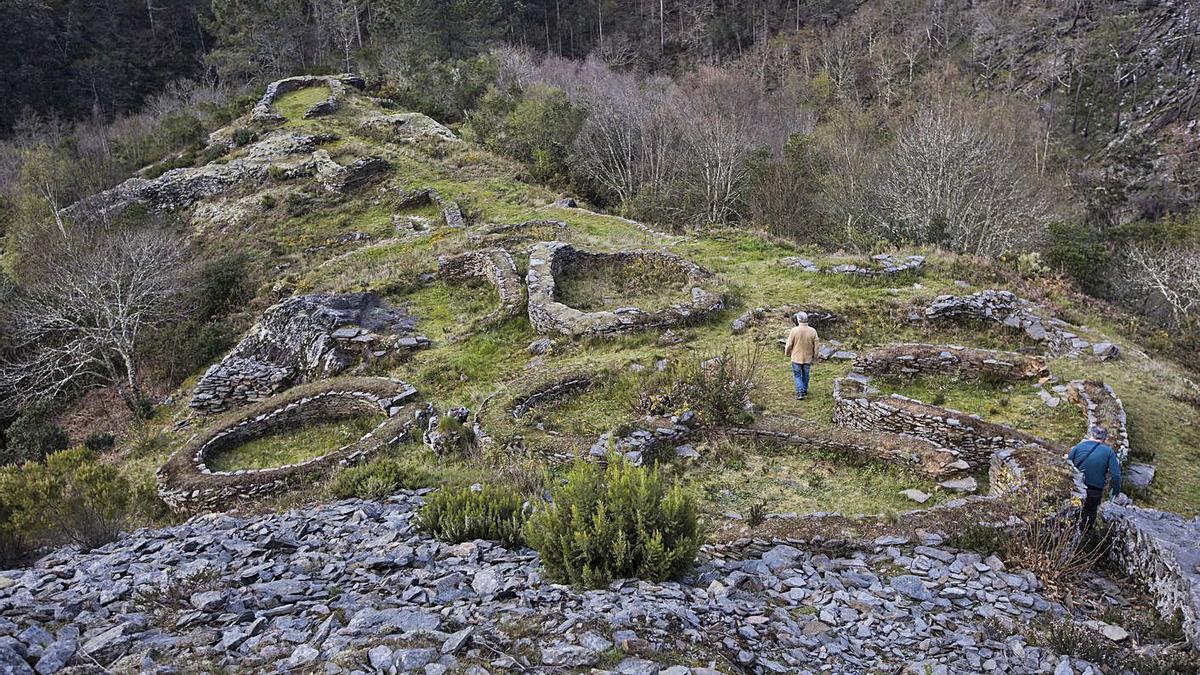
[872,374,1085,448]
[685,439,949,518]
[275,86,331,121]
[206,416,380,472]
[554,257,690,312]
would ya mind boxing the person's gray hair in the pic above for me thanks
[794,311,809,325]
[1089,425,1108,441]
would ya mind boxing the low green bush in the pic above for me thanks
[524,453,702,588]
[2,400,69,466]
[636,350,759,427]
[83,432,115,453]
[418,485,528,548]
[0,447,156,550]
[330,457,429,500]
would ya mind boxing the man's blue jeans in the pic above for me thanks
[792,363,811,396]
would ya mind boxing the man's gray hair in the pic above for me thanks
[1089,425,1108,441]
[794,311,809,325]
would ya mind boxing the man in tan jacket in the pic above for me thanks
[784,312,819,400]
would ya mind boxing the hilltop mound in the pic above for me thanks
[6,74,1199,672]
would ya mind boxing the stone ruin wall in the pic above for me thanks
[437,248,526,330]
[832,377,1051,470]
[853,344,1048,382]
[526,242,725,336]
[720,418,962,478]
[251,74,366,123]
[1102,504,1200,649]
[160,379,424,512]
[1067,380,1132,463]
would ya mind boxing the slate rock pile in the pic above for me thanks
[0,495,1113,674]
[191,293,427,414]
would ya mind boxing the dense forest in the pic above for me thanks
[0,0,1197,423]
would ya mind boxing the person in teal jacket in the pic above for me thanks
[1067,425,1121,531]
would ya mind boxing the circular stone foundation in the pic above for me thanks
[526,241,725,336]
[158,377,428,512]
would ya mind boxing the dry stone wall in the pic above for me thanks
[191,293,428,414]
[833,377,1054,469]
[160,378,424,512]
[526,242,725,336]
[721,416,963,478]
[853,344,1048,382]
[251,74,365,123]
[437,248,525,332]
[919,290,1119,359]
[1066,380,1132,463]
[1102,503,1200,648]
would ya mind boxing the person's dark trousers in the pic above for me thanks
[792,363,811,396]
[1080,485,1103,532]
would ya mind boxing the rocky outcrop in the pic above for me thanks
[0,495,1113,674]
[853,343,1049,382]
[62,161,271,222]
[307,150,390,193]
[526,242,725,336]
[783,253,925,277]
[437,248,525,334]
[1102,502,1200,649]
[160,378,425,512]
[919,290,1117,358]
[358,112,458,143]
[190,293,428,414]
[251,74,365,123]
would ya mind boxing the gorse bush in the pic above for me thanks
[524,453,701,588]
[83,432,116,453]
[637,349,759,427]
[418,485,529,548]
[0,447,160,551]
[330,457,430,501]
[2,400,69,466]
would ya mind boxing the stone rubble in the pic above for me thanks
[781,254,925,277]
[0,495,1112,674]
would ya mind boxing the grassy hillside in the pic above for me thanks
[118,83,1200,521]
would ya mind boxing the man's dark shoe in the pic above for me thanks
[797,393,806,400]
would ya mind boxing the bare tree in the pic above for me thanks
[0,225,189,417]
[1125,245,1200,329]
[871,99,1053,255]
